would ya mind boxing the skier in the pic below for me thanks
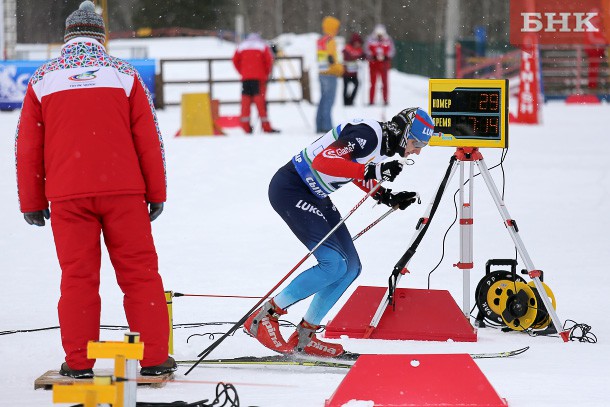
[244,107,436,357]
[366,24,395,105]
[15,1,175,378]
[232,33,279,133]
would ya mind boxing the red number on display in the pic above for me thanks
[468,116,478,133]
[487,117,498,134]
[489,93,499,111]
[478,93,499,112]
[479,93,488,111]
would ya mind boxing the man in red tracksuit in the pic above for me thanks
[232,33,279,133]
[366,24,395,105]
[15,1,175,378]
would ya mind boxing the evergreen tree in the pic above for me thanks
[133,0,236,30]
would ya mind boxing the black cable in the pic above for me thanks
[136,382,240,407]
[69,382,240,407]
[186,319,299,343]
[426,188,459,289]
[563,319,597,343]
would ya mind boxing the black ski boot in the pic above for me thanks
[140,356,177,376]
[59,362,94,379]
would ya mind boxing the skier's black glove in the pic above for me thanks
[149,202,164,222]
[364,161,403,182]
[24,209,50,226]
[374,189,418,210]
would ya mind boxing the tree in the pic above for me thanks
[132,0,236,30]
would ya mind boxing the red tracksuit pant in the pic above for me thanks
[240,80,274,132]
[50,194,169,369]
[369,61,390,104]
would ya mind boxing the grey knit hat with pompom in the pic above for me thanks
[64,1,106,43]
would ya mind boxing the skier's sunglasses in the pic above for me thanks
[400,130,428,149]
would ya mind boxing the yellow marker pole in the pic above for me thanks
[123,333,140,407]
[83,390,97,407]
[114,354,126,407]
[165,291,174,355]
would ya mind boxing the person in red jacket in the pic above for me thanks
[15,1,175,378]
[366,24,395,105]
[232,33,279,133]
[342,33,365,106]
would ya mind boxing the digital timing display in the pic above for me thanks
[432,90,501,138]
[429,79,508,148]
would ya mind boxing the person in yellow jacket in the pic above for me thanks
[316,16,344,133]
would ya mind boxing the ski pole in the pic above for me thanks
[185,181,384,375]
[176,207,397,301]
[351,206,396,242]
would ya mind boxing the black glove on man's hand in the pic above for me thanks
[374,189,418,210]
[149,202,164,222]
[364,160,404,182]
[24,209,50,226]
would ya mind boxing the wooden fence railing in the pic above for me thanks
[156,56,309,108]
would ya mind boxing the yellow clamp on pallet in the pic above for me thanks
[87,332,144,360]
[53,376,115,407]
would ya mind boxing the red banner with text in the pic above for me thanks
[510,0,609,46]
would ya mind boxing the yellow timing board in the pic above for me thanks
[428,79,508,148]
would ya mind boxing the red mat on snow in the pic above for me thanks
[324,286,477,342]
[325,353,508,406]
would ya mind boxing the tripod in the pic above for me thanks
[366,147,570,342]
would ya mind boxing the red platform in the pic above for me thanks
[324,286,477,342]
[325,353,508,407]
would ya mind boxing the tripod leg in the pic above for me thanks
[457,161,475,318]
[364,157,460,337]
[475,157,569,341]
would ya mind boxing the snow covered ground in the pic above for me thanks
[1,35,609,406]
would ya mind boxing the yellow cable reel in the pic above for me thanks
[486,279,520,316]
[528,281,557,329]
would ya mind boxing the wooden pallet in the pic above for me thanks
[34,369,174,390]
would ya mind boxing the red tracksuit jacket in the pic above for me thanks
[16,38,166,213]
[232,36,273,81]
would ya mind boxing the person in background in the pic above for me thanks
[232,33,279,133]
[316,16,344,133]
[366,24,395,105]
[244,108,436,358]
[15,1,175,378]
[342,32,365,106]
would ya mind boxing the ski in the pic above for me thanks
[178,355,354,369]
[470,346,529,359]
[177,346,529,369]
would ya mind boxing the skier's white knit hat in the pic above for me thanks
[64,1,106,43]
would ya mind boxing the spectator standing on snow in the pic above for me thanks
[342,32,365,106]
[233,33,279,133]
[244,108,436,358]
[316,16,344,133]
[366,24,395,105]
[15,1,175,378]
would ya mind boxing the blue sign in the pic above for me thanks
[0,59,156,111]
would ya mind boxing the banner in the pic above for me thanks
[0,59,156,111]
[512,45,542,124]
[510,0,608,46]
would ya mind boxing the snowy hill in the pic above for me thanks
[0,34,608,406]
